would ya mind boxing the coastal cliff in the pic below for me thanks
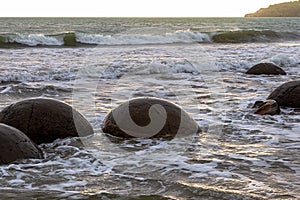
[245,0,300,17]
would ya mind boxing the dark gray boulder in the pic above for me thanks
[0,123,43,165]
[0,98,94,144]
[101,97,201,139]
[267,80,300,108]
[246,63,286,75]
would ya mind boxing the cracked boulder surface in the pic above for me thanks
[0,98,94,144]
[0,123,43,165]
[101,97,201,139]
[267,80,300,108]
[246,63,286,75]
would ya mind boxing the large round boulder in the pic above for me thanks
[246,63,286,75]
[0,123,43,165]
[267,80,300,108]
[101,97,201,139]
[0,98,94,144]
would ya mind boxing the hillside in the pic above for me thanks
[245,0,300,17]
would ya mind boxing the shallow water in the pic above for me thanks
[0,18,300,199]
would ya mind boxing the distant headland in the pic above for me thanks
[245,0,300,17]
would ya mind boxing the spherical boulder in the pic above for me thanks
[101,97,201,139]
[254,99,280,115]
[0,98,94,144]
[0,123,43,165]
[246,63,286,75]
[267,80,300,108]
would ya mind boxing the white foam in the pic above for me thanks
[76,30,211,45]
[0,86,12,93]
[135,60,200,75]
[0,66,76,83]
[269,54,299,67]
[7,172,26,185]
[43,180,87,192]
[9,34,63,46]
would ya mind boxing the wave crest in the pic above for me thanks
[0,30,299,48]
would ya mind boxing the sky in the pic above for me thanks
[0,0,292,17]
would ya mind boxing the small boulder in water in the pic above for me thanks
[246,63,286,75]
[254,99,280,115]
[0,98,94,144]
[0,123,43,165]
[101,97,201,139]
[267,80,300,108]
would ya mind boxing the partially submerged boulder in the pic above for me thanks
[254,99,280,115]
[0,123,43,165]
[267,80,300,108]
[246,63,286,75]
[101,97,201,139]
[0,98,94,144]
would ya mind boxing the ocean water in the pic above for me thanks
[0,18,299,199]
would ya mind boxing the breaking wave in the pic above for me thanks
[1,30,300,48]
